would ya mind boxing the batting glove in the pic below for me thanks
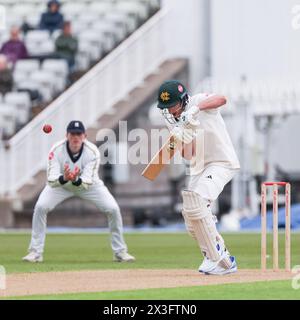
[180,105,200,130]
[172,126,195,144]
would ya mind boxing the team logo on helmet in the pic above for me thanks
[48,152,54,160]
[160,91,170,102]
[178,85,184,93]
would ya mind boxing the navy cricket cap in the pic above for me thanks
[66,120,85,133]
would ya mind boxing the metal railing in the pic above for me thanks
[0,9,169,196]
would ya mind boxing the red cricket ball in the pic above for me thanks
[43,124,52,134]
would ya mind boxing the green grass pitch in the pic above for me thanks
[0,232,300,299]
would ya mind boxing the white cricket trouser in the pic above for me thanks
[29,184,127,254]
[187,166,239,201]
[184,165,239,251]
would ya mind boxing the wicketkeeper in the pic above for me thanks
[23,120,135,263]
[157,80,240,275]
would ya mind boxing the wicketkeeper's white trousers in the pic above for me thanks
[28,184,127,254]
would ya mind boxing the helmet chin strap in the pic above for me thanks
[161,96,189,124]
[161,108,178,124]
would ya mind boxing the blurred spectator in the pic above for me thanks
[21,22,35,35]
[55,21,78,69]
[39,0,64,34]
[0,55,13,95]
[0,26,28,64]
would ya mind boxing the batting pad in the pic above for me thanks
[182,190,230,265]
[182,212,196,240]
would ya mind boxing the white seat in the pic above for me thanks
[62,12,76,22]
[78,31,103,46]
[21,0,43,5]
[148,0,160,10]
[4,92,31,124]
[35,2,48,13]
[30,70,56,101]
[39,39,55,54]
[115,2,149,21]
[5,13,24,30]
[134,0,160,11]
[11,4,36,18]
[14,59,40,76]
[25,13,41,28]
[5,15,22,29]
[26,39,55,55]
[76,41,93,70]
[13,70,28,86]
[42,59,68,77]
[89,25,115,52]
[26,30,50,44]
[0,103,17,136]
[87,2,114,15]
[16,79,42,104]
[78,31,104,60]
[25,42,39,56]
[77,13,100,27]
[106,11,137,34]
[0,31,10,44]
[71,21,90,35]
[120,0,158,11]
[92,20,122,44]
[16,79,41,94]
[42,59,68,91]
[4,91,31,109]
[61,2,87,17]
[102,16,127,40]
[0,0,17,5]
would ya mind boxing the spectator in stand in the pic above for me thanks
[0,26,28,65]
[39,0,64,34]
[0,54,13,95]
[55,21,78,70]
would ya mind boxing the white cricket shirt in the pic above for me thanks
[47,139,102,190]
[166,93,240,175]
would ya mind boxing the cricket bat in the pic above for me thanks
[142,135,179,181]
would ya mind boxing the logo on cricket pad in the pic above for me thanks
[160,91,170,102]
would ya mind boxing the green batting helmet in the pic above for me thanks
[157,80,189,109]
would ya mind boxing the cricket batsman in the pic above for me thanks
[157,80,240,275]
[23,120,135,263]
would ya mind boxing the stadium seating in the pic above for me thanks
[30,70,57,101]
[4,91,31,124]
[42,59,68,91]
[0,0,160,139]
[0,103,17,137]
[14,59,40,75]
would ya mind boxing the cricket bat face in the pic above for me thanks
[141,135,179,181]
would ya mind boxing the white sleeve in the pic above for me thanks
[190,93,219,115]
[80,149,100,185]
[191,93,215,104]
[47,149,63,188]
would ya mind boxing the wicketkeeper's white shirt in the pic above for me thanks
[47,139,102,191]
